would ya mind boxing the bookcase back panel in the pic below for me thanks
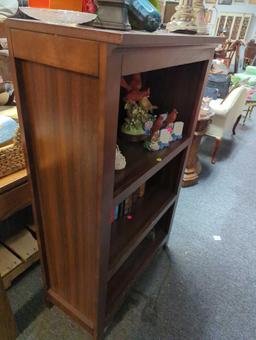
[118,61,207,139]
[143,61,207,137]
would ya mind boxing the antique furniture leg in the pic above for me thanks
[211,138,221,164]
[232,114,241,135]
[249,104,255,118]
[0,277,17,340]
[243,107,250,125]
[183,117,211,187]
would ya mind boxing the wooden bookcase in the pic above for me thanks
[6,19,222,339]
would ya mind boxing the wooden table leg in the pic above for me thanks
[0,277,16,340]
[182,118,211,187]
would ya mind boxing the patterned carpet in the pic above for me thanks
[8,112,256,340]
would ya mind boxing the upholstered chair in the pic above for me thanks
[205,86,248,164]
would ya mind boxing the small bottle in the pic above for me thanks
[129,0,161,32]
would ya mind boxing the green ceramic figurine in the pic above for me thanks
[121,73,157,142]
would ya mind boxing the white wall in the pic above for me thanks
[206,0,256,40]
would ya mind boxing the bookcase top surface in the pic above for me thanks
[6,18,223,48]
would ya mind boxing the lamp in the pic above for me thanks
[166,0,197,34]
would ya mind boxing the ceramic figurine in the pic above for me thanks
[115,145,126,170]
[144,108,184,151]
[172,121,184,140]
[166,0,197,34]
[121,73,156,142]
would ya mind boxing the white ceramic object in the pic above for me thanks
[115,145,126,171]
[19,7,97,26]
[172,121,184,138]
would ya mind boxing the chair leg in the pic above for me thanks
[243,108,250,125]
[233,115,241,135]
[211,138,221,164]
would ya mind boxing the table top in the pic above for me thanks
[0,169,28,194]
[6,18,224,48]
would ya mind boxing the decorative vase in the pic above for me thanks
[166,0,197,34]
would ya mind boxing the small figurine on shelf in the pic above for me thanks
[121,73,157,142]
[144,108,184,151]
[115,145,126,170]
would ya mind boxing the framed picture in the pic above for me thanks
[205,0,216,4]
[218,0,232,4]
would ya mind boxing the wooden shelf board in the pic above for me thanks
[4,229,39,262]
[0,22,6,38]
[0,169,28,194]
[2,252,39,290]
[0,244,22,278]
[109,188,176,279]
[0,229,39,289]
[106,228,167,322]
[114,137,190,205]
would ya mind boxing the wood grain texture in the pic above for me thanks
[6,19,223,47]
[16,60,100,329]
[121,46,212,75]
[0,244,22,277]
[10,29,99,76]
[0,22,6,38]
[2,251,39,290]
[0,182,31,221]
[0,169,27,194]
[0,276,16,340]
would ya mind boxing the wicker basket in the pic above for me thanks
[0,128,25,178]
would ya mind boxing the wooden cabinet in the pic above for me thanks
[0,170,30,221]
[7,19,222,339]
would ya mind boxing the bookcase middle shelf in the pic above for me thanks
[113,137,190,206]
[108,186,177,280]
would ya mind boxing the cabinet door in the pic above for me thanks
[239,15,252,40]
[216,15,227,36]
[231,15,242,40]
[224,15,234,39]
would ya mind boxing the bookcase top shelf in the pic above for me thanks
[114,137,190,205]
[6,19,224,48]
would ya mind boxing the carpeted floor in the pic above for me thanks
[8,113,256,340]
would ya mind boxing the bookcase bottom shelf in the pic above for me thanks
[106,224,168,322]
[109,188,176,279]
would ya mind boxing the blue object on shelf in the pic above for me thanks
[0,115,18,146]
[129,0,161,32]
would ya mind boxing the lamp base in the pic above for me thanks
[92,0,131,30]
[166,20,197,34]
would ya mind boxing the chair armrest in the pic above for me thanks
[209,99,229,116]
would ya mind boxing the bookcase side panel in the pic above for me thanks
[15,60,101,332]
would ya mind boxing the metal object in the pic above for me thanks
[92,0,131,30]
[166,0,197,34]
